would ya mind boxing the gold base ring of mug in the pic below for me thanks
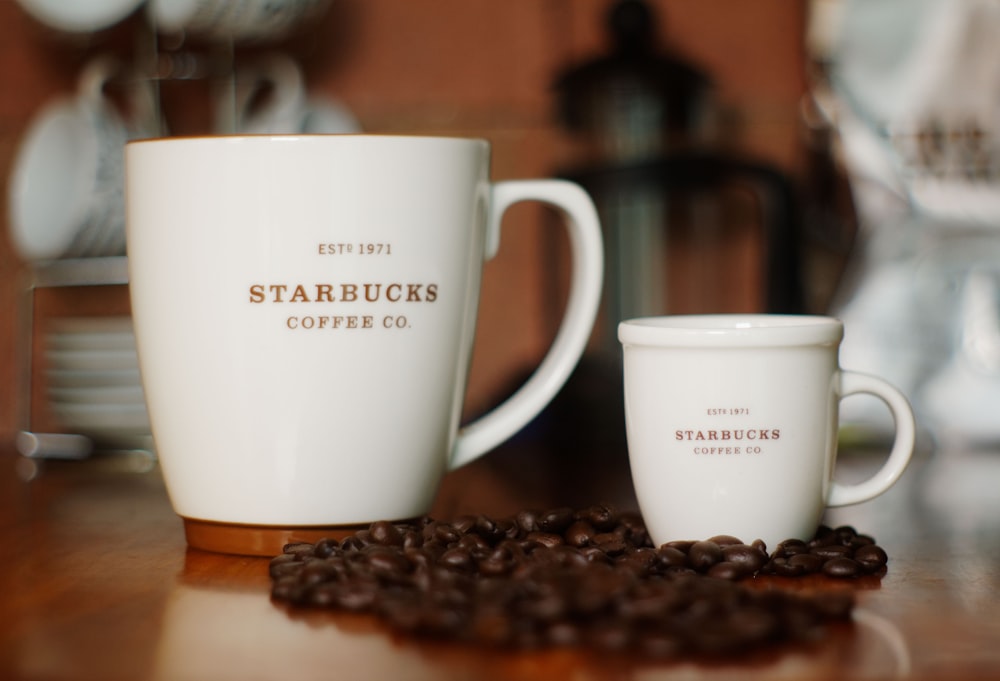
[183,517,374,556]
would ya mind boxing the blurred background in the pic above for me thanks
[2,0,998,494]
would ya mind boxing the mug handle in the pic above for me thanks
[216,54,306,134]
[449,180,604,470]
[827,371,917,506]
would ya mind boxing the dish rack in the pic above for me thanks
[14,256,156,477]
[9,27,277,478]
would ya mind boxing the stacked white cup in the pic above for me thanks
[15,0,145,33]
[16,0,330,40]
[147,0,331,42]
[218,52,360,135]
[8,56,157,261]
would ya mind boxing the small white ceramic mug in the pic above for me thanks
[618,314,916,551]
[148,0,329,42]
[9,56,136,260]
[126,134,603,555]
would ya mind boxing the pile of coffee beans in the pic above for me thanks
[269,505,886,658]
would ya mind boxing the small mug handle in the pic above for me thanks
[827,371,917,506]
[449,180,604,470]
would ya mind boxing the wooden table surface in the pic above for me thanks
[2,439,999,681]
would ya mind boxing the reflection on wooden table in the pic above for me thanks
[1,440,999,680]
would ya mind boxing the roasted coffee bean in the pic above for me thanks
[822,557,862,578]
[269,552,301,577]
[427,521,460,545]
[304,581,341,607]
[452,515,477,534]
[515,509,540,534]
[850,534,877,549]
[364,546,412,579]
[576,503,618,532]
[707,561,746,580]
[270,508,883,659]
[368,520,403,546]
[311,537,339,558]
[810,544,853,560]
[300,559,341,586]
[722,544,768,573]
[835,525,860,545]
[282,542,315,558]
[553,544,591,568]
[655,545,689,570]
[403,546,433,571]
[788,552,824,574]
[593,532,628,556]
[340,535,365,552]
[478,546,516,576]
[579,546,612,564]
[854,544,889,572]
[335,580,379,611]
[618,511,650,546]
[271,575,305,601]
[525,531,564,548]
[708,534,744,547]
[439,547,476,572]
[498,517,519,541]
[458,533,490,557]
[617,546,658,574]
[765,556,804,577]
[402,531,423,550]
[809,525,837,547]
[664,539,696,553]
[564,520,595,547]
[775,538,809,556]
[537,507,575,534]
[688,540,723,571]
[474,514,505,543]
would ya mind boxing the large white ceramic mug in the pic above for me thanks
[618,315,916,551]
[126,135,603,555]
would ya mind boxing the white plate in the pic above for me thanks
[51,401,150,432]
[47,317,136,352]
[47,331,136,352]
[48,316,134,334]
[48,384,146,406]
[47,368,142,389]
[47,348,139,372]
